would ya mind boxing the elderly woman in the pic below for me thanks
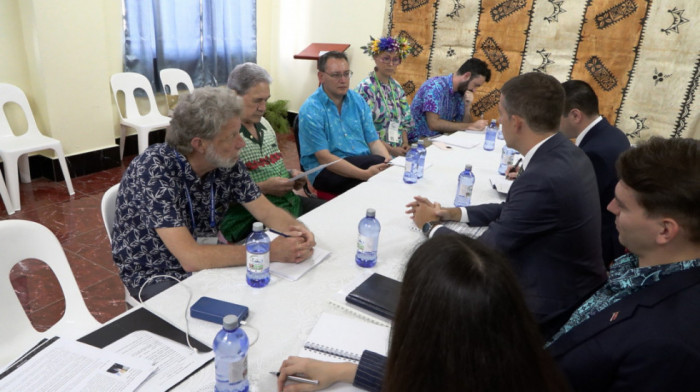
[355,36,413,157]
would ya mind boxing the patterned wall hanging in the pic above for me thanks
[383,0,699,140]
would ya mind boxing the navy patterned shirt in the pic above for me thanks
[112,143,261,290]
[547,253,700,346]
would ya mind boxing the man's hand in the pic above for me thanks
[289,169,306,190]
[277,356,357,392]
[362,162,390,180]
[463,90,475,106]
[269,225,316,263]
[259,177,296,197]
[406,196,461,227]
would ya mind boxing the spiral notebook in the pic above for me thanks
[301,313,390,364]
[329,272,394,328]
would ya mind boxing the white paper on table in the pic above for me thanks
[288,159,342,181]
[389,156,433,170]
[268,231,332,281]
[489,176,513,194]
[433,134,481,149]
[105,330,213,392]
[0,337,155,392]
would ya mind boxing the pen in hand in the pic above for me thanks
[506,158,523,179]
[270,371,320,385]
[269,229,290,238]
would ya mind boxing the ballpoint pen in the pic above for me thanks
[269,371,320,385]
[508,157,523,178]
[269,229,290,238]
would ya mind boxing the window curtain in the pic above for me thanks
[122,0,256,89]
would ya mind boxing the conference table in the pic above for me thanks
[145,131,512,391]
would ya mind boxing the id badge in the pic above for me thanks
[387,121,400,144]
[196,236,218,245]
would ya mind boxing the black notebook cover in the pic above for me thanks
[345,273,401,320]
[78,307,211,352]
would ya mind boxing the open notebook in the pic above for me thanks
[300,312,390,363]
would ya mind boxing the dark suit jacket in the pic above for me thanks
[578,118,630,264]
[439,133,606,336]
[548,267,700,391]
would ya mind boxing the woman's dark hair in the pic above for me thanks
[382,235,569,392]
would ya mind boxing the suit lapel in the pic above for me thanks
[548,268,700,357]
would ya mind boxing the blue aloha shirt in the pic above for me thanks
[409,74,465,142]
[111,143,261,290]
[298,86,379,184]
[546,253,700,346]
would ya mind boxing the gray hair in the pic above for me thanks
[227,63,272,94]
[166,86,242,155]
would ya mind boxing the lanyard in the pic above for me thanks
[372,72,401,122]
[175,151,216,230]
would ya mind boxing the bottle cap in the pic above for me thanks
[223,314,240,330]
[366,208,376,218]
[418,140,425,146]
[464,164,473,171]
[411,143,418,148]
[252,222,264,232]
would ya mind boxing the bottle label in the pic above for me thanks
[247,252,269,272]
[227,356,248,383]
[404,161,413,172]
[501,152,514,165]
[357,234,376,253]
[459,183,473,197]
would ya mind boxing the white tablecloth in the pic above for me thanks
[143,131,511,391]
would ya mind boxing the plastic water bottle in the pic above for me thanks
[454,164,476,207]
[356,208,381,268]
[498,146,517,175]
[497,123,504,140]
[403,144,419,184]
[483,119,497,151]
[213,315,249,392]
[245,222,270,288]
[416,140,427,178]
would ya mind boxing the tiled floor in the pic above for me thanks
[5,132,301,331]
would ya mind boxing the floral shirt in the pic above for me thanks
[298,86,379,184]
[112,143,261,290]
[355,72,413,147]
[409,74,464,142]
[546,253,700,346]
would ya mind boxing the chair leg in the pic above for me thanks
[137,129,150,155]
[119,125,127,160]
[3,158,21,211]
[0,170,15,215]
[54,148,75,196]
[18,154,31,184]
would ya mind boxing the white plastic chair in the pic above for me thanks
[0,169,14,215]
[0,219,101,368]
[0,83,75,212]
[100,183,139,307]
[160,68,194,96]
[110,72,171,159]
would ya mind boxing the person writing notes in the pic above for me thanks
[276,235,569,392]
[355,35,413,157]
[112,87,315,301]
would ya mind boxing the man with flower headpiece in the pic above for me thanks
[409,58,491,142]
[355,36,414,157]
[298,51,392,195]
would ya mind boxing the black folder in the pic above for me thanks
[345,273,401,320]
[78,307,211,352]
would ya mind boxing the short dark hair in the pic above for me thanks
[617,137,700,242]
[562,80,599,117]
[382,235,568,392]
[500,72,564,133]
[317,51,348,72]
[456,58,491,82]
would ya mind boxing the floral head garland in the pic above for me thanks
[361,35,412,60]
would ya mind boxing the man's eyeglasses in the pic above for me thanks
[324,71,353,80]
[378,56,401,65]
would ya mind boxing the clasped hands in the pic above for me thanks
[405,196,460,228]
[270,225,315,264]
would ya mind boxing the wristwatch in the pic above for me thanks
[421,221,440,236]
